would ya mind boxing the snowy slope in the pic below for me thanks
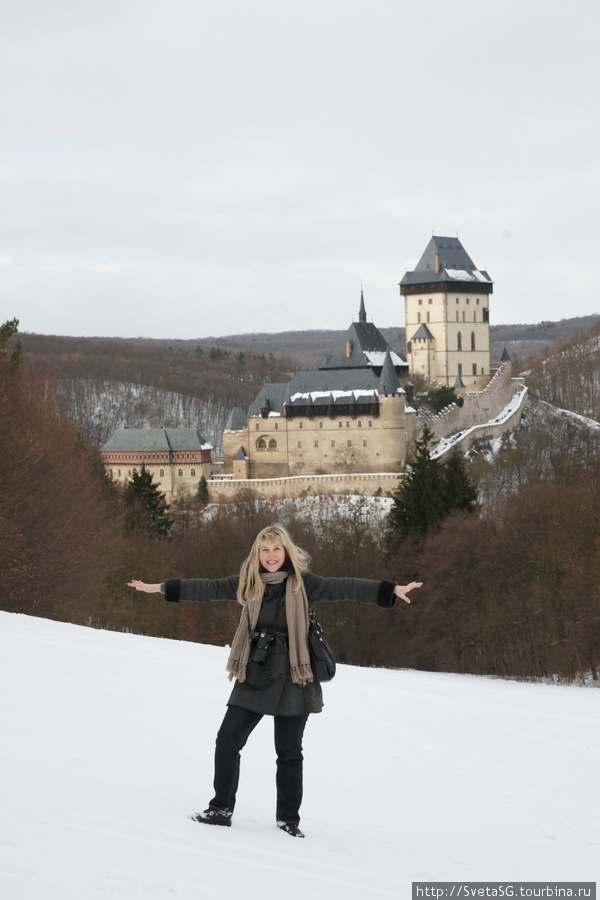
[0,612,597,900]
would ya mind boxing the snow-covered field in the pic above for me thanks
[0,611,597,900]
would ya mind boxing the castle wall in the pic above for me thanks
[207,471,402,502]
[431,385,528,460]
[418,365,525,444]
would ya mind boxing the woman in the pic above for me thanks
[129,522,421,838]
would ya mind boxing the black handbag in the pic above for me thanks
[308,609,336,682]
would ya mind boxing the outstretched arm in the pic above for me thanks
[393,582,423,604]
[128,580,162,593]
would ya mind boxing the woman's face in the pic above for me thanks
[259,539,286,573]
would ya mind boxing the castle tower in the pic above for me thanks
[400,236,493,389]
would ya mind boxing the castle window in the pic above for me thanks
[456,298,459,303]
[257,438,267,450]
[363,440,367,447]
[458,364,463,375]
[339,421,343,428]
[331,440,335,448]
[471,332,476,351]
[472,364,477,375]
[426,312,430,322]
[178,469,183,477]
[269,439,277,451]
[190,469,196,476]
[255,423,260,430]
[418,299,423,305]
[274,422,278,430]
[473,311,477,322]
[346,421,350,428]
[299,421,303,429]
[319,421,323,428]
[347,440,352,447]
[462,311,466,322]
[456,312,459,322]
[118,469,121,477]
[476,298,480,304]
[457,332,462,351]
[428,298,432,305]
[297,441,302,448]
[368,420,373,427]
[159,469,164,477]
[358,420,362,427]
[417,312,421,323]
[314,441,318,448]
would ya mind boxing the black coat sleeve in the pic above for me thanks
[303,573,398,608]
[163,575,240,603]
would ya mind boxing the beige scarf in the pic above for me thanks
[226,570,313,686]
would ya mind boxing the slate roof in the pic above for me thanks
[400,235,492,289]
[319,292,407,372]
[225,407,248,430]
[245,362,404,418]
[101,428,212,452]
[410,323,435,341]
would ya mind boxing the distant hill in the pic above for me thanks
[18,313,600,376]
[203,314,600,369]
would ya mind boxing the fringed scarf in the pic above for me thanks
[226,570,313,686]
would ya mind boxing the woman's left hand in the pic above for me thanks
[393,582,423,604]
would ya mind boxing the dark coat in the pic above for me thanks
[163,573,398,716]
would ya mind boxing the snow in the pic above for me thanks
[444,269,491,283]
[364,350,405,367]
[289,389,378,403]
[431,387,528,458]
[0,611,597,900]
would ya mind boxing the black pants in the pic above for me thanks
[209,706,309,824]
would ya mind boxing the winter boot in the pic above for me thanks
[191,807,232,827]
[277,820,305,838]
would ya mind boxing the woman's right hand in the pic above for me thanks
[127,580,162,593]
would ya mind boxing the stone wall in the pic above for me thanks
[431,385,528,460]
[206,471,402,502]
[418,364,523,444]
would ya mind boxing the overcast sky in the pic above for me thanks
[1,0,599,341]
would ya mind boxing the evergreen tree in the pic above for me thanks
[196,475,209,505]
[0,318,23,369]
[388,428,478,546]
[428,385,463,413]
[123,464,173,539]
[388,426,447,542]
[442,451,478,513]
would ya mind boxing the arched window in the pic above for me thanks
[268,439,277,451]
[190,469,196,477]
[457,332,462,351]
[471,332,476,351]
[257,438,267,450]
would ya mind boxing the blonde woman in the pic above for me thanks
[129,523,421,838]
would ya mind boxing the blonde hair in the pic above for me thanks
[236,523,310,605]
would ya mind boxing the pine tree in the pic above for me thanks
[388,428,478,546]
[196,475,209,505]
[442,451,478,513]
[123,464,173,539]
[388,425,447,542]
[0,318,23,369]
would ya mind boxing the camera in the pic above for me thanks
[248,629,275,664]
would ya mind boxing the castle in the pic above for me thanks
[101,236,526,500]
[401,235,493,390]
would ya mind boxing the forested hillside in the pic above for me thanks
[2,317,599,682]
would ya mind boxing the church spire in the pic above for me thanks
[358,287,367,323]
